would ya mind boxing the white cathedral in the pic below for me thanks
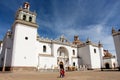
[0,2,117,71]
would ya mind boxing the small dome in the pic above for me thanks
[24,2,30,4]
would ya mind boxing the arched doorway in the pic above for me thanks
[57,47,69,68]
[59,61,64,69]
[105,63,110,69]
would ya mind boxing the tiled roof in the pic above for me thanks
[103,50,113,58]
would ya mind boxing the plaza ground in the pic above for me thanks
[0,70,120,80]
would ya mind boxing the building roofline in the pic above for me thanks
[37,37,77,48]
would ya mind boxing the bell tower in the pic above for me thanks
[15,2,37,26]
[11,2,38,71]
[112,28,120,70]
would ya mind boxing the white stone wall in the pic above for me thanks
[36,41,52,55]
[0,33,13,67]
[99,47,104,68]
[38,56,56,69]
[111,58,118,68]
[103,58,117,68]
[113,35,120,66]
[78,45,102,69]
[11,23,38,67]
[71,48,78,67]
[72,58,78,67]
[89,45,101,69]
[4,37,13,67]
[78,45,91,68]
[36,42,78,69]
[36,41,56,69]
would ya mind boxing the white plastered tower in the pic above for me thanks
[11,2,38,71]
[112,28,120,68]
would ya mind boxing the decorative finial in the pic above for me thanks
[7,29,12,38]
[86,37,90,42]
[60,35,65,42]
[86,37,91,44]
[74,35,79,41]
[112,27,116,34]
[98,41,101,44]
[98,41,103,47]
[23,2,30,10]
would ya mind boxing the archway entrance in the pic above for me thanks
[105,63,110,69]
[57,47,69,68]
[59,61,64,69]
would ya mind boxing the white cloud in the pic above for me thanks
[55,24,116,54]
[36,1,119,54]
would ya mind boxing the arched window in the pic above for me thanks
[94,49,96,53]
[29,16,32,22]
[73,50,75,55]
[43,45,46,52]
[73,62,75,66]
[23,15,26,20]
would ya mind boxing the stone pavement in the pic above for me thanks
[0,70,120,80]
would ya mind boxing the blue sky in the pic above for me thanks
[0,0,120,54]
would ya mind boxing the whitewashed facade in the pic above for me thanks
[112,28,120,68]
[103,57,117,69]
[77,40,103,69]
[102,50,117,69]
[0,2,105,71]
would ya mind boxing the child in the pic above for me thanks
[60,68,65,78]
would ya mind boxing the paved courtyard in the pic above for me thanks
[0,70,120,80]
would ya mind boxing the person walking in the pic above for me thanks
[60,68,65,78]
[59,62,65,78]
